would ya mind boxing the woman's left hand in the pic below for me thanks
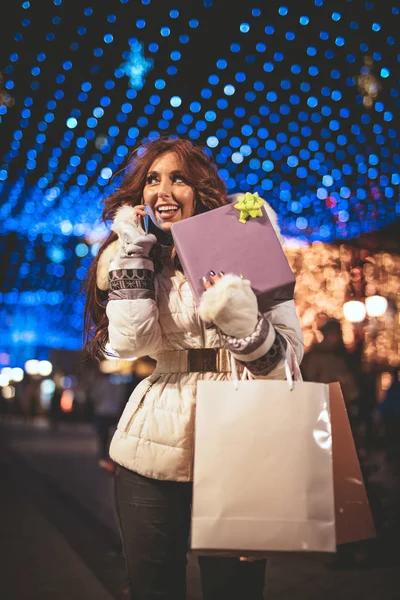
[199,271,259,339]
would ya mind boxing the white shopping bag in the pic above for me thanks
[191,355,336,555]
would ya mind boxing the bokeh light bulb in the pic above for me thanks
[365,295,388,318]
[11,367,24,382]
[25,359,39,375]
[343,300,366,323]
[38,360,53,377]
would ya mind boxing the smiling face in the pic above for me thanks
[143,152,195,232]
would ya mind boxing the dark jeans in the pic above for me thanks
[114,465,266,600]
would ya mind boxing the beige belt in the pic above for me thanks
[154,348,232,374]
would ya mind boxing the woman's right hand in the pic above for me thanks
[133,204,147,223]
[112,205,157,258]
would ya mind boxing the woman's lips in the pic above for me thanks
[155,205,180,220]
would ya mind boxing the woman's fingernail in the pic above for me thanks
[218,271,225,276]
[209,270,216,277]
[202,276,209,284]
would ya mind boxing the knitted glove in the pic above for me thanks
[111,205,157,261]
[96,205,157,291]
[199,274,258,338]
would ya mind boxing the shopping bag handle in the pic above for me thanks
[229,335,302,392]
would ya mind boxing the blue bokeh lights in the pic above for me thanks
[1,0,400,356]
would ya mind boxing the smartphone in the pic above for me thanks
[144,206,173,245]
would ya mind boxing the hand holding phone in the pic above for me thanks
[144,204,173,245]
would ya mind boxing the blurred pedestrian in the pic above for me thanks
[21,376,40,421]
[91,371,124,472]
[301,318,360,409]
[49,371,63,431]
[377,374,400,471]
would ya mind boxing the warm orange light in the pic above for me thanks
[60,389,74,412]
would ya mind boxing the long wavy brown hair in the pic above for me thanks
[84,137,228,359]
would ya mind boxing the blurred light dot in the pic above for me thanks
[66,117,77,129]
[170,96,182,107]
[93,106,104,118]
[101,167,112,179]
[240,22,250,33]
[189,19,199,28]
[75,243,88,257]
[190,101,201,112]
[224,84,235,96]
[232,152,243,164]
[207,136,219,148]
[381,67,390,78]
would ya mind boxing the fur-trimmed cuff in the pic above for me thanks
[222,313,276,362]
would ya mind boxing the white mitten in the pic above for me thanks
[199,274,258,338]
[96,205,157,291]
[111,205,157,259]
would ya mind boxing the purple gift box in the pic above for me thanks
[171,202,295,312]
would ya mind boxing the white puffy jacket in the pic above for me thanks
[99,205,304,482]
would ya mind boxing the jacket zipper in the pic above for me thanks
[124,376,160,433]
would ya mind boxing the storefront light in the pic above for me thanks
[11,367,24,382]
[343,300,367,323]
[365,295,388,318]
[25,359,39,375]
[38,360,53,377]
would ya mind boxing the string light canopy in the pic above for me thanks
[0,0,399,360]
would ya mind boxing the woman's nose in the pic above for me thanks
[157,178,172,197]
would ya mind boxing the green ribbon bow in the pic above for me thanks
[234,192,266,224]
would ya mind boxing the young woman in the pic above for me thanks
[85,137,304,600]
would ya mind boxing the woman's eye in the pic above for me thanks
[172,174,185,183]
[146,175,157,184]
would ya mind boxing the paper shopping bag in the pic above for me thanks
[191,379,336,555]
[329,383,376,545]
